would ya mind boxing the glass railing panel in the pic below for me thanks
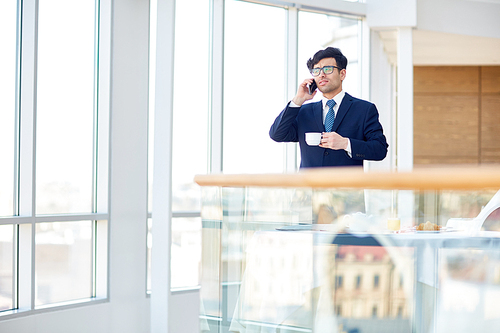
[200,185,500,332]
[435,248,500,331]
[313,241,414,333]
[229,230,315,332]
[200,187,223,327]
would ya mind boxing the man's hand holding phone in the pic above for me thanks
[292,78,317,106]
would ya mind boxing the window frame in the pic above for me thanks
[147,0,367,293]
[0,0,111,319]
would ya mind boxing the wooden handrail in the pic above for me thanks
[194,166,500,190]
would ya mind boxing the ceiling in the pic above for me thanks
[377,29,500,66]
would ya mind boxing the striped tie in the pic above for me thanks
[325,99,336,132]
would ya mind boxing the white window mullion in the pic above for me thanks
[285,7,299,172]
[96,0,111,215]
[17,223,33,311]
[17,0,38,312]
[209,0,224,173]
[18,0,36,219]
[95,0,111,301]
[91,0,99,214]
[12,225,19,310]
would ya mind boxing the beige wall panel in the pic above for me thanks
[414,95,479,160]
[414,66,479,94]
[481,66,500,94]
[414,156,479,165]
[415,66,500,166]
[481,95,500,150]
[481,149,500,163]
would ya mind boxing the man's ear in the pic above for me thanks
[340,68,346,80]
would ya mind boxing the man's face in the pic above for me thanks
[313,57,346,98]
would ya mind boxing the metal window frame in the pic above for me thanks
[0,0,111,320]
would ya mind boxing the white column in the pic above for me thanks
[364,29,395,217]
[397,27,413,171]
[151,0,175,331]
[109,0,151,329]
[368,29,395,171]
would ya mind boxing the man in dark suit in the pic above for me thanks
[270,47,388,168]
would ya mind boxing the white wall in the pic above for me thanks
[366,30,394,171]
[170,290,200,333]
[107,0,151,329]
[366,0,417,28]
[417,0,500,39]
[0,304,112,333]
[367,0,500,38]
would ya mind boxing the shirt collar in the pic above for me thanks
[322,90,345,109]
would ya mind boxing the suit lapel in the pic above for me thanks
[331,93,352,132]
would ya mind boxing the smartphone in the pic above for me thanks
[309,80,317,95]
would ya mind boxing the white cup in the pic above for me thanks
[305,132,322,146]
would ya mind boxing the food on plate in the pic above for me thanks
[416,221,441,231]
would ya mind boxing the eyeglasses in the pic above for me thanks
[310,65,342,77]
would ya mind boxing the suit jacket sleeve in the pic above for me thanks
[269,102,300,142]
[349,103,388,161]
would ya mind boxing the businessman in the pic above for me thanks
[270,47,388,168]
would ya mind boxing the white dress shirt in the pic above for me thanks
[321,90,352,156]
[321,90,345,125]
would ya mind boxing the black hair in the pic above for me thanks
[306,47,348,71]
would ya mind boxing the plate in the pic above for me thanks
[398,226,458,233]
[415,227,457,233]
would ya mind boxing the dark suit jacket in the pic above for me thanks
[269,93,388,168]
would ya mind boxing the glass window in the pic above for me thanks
[0,225,14,311]
[36,0,96,215]
[147,1,366,294]
[223,0,287,174]
[297,11,361,99]
[0,0,108,317]
[0,0,17,217]
[147,217,203,291]
[171,0,210,212]
[171,217,202,289]
[35,221,93,306]
[336,275,344,289]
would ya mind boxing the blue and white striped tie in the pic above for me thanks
[324,99,336,132]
